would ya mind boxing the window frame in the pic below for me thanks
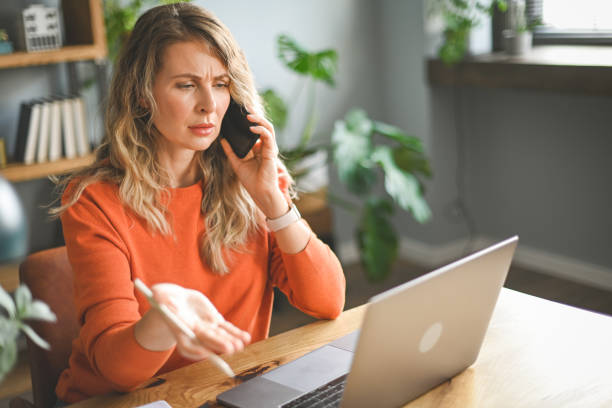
[528,0,612,45]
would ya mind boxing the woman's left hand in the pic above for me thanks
[220,111,289,219]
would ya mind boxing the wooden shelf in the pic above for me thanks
[0,153,95,182]
[0,0,106,69]
[0,45,106,69]
[428,45,612,95]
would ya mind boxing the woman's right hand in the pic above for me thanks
[134,283,251,361]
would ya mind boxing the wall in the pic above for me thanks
[367,1,612,290]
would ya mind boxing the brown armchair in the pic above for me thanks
[9,247,78,408]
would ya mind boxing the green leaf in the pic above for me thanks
[310,49,338,86]
[261,89,288,131]
[0,285,15,318]
[344,109,373,135]
[0,336,18,383]
[372,146,432,223]
[392,147,432,178]
[14,284,32,318]
[23,300,57,323]
[357,199,398,282]
[277,35,337,86]
[331,115,375,195]
[372,121,423,152]
[19,323,51,350]
[0,317,19,346]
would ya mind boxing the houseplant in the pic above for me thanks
[263,35,432,282]
[502,0,540,55]
[0,284,57,383]
[430,0,507,65]
[0,176,55,383]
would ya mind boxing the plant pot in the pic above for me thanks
[503,30,532,55]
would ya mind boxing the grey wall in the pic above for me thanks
[377,1,612,280]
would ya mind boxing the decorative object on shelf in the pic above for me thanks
[17,4,63,52]
[429,0,508,65]
[0,175,56,384]
[262,35,432,282]
[0,29,13,55]
[502,0,539,55]
[13,95,89,165]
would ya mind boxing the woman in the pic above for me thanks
[52,3,345,404]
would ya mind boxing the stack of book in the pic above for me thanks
[13,96,90,165]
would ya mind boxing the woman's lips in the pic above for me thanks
[188,123,215,136]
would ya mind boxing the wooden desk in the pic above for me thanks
[70,288,612,407]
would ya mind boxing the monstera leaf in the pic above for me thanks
[277,35,338,86]
[372,146,432,223]
[331,111,376,195]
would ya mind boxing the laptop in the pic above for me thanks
[217,236,518,408]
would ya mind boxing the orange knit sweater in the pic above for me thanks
[56,180,345,403]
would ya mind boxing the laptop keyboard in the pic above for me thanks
[280,374,348,408]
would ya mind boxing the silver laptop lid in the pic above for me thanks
[340,236,518,408]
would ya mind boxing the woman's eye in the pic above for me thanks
[214,82,229,88]
[177,83,195,89]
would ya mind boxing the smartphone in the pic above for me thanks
[221,99,260,158]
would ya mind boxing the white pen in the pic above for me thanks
[133,278,235,378]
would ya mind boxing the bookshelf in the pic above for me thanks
[0,0,105,181]
[0,153,95,182]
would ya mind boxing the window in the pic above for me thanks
[528,0,612,44]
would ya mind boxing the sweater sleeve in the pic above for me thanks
[61,186,174,392]
[268,222,346,319]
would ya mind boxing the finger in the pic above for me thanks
[249,126,278,159]
[220,138,243,167]
[219,320,251,345]
[246,113,274,135]
[193,324,238,355]
[175,332,211,361]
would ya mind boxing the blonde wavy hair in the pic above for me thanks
[52,3,293,274]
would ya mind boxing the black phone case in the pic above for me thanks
[221,99,260,158]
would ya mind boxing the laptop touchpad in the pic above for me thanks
[263,345,353,392]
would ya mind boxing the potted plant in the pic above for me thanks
[263,35,433,282]
[0,285,57,382]
[0,176,55,383]
[429,0,507,65]
[502,0,540,55]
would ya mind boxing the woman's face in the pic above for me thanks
[151,40,231,157]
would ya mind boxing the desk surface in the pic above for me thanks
[71,288,612,408]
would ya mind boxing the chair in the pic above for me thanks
[9,247,78,408]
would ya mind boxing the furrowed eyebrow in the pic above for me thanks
[170,73,230,81]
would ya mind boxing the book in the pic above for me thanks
[23,101,42,165]
[61,97,76,159]
[48,98,62,162]
[72,96,90,156]
[36,100,51,163]
[14,101,33,162]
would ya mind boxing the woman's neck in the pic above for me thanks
[157,149,200,188]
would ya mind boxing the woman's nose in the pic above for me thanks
[197,87,216,113]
